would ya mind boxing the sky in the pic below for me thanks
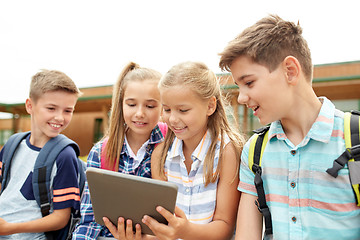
[1,0,360,105]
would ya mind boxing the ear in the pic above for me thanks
[206,96,217,116]
[282,56,300,86]
[25,98,33,115]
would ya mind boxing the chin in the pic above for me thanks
[258,117,272,126]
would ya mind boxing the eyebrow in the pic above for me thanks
[124,98,159,102]
[47,103,74,110]
[237,74,253,82]
[162,103,189,108]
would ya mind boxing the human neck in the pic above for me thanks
[126,130,151,155]
[280,91,322,146]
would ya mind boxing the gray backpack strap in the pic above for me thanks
[32,134,80,240]
[1,131,31,193]
[32,134,79,217]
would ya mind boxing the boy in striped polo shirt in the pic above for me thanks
[219,15,360,240]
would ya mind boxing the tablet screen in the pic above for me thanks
[86,167,178,235]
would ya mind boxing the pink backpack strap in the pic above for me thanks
[100,137,116,171]
[158,122,168,138]
[155,122,168,147]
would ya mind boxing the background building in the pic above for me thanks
[1,60,359,156]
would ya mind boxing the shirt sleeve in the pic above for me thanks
[52,145,81,210]
[238,139,258,196]
[72,141,113,239]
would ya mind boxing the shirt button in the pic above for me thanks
[290,182,296,188]
[291,216,297,222]
[186,188,190,193]
[290,150,296,155]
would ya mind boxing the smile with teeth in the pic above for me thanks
[172,126,186,131]
[252,106,259,112]
[50,123,61,128]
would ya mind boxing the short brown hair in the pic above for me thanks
[30,69,81,102]
[219,14,313,81]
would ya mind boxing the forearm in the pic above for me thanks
[142,234,158,240]
[6,208,70,235]
[234,193,263,240]
[181,220,234,240]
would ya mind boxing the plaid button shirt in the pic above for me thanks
[72,124,165,239]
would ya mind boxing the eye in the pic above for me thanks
[245,80,253,86]
[47,107,55,111]
[146,105,155,109]
[127,103,136,107]
[179,109,189,113]
[163,108,171,112]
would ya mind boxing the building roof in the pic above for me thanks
[1,61,360,116]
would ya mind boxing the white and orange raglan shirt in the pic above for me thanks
[0,134,80,240]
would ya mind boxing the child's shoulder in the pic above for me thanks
[56,144,78,161]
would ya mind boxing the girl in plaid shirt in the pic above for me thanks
[105,61,245,240]
[72,62,166,239]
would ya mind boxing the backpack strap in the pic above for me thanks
[157,122,168,138]
[1,131,31,193]
[326,110,360,206]
[32,134,80,218]
[100,137,114,170]
[249,125,272,235]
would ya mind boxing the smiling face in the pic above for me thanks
[230,55,291,125]
[122,80,161,138]
[26,90,78,147]
[161,85,215,146]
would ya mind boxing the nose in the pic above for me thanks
[135,106,145,118]
[237,90,249,105]
[54,110,64,122]
[168,112,178,124]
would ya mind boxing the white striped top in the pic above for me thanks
[164,130,229,224]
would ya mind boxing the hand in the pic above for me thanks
[103,217,142,240]
[142,206,189,240]
[0,217,12,235]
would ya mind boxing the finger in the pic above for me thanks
[117,217,126,239]
[134,223,142,240]
[142,214,168,235]
[126,219,134,238]
[174,206,187,219]
[156,206,176,224]
[103,217,121,239]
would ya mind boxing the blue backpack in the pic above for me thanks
[0,132,86,240]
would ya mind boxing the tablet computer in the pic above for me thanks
[86,167,178,235]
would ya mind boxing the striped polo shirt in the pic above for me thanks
[165,130,229,224]
[238,97,360,240]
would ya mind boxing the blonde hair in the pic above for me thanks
[104,62,162,169]
[219,14,313,81]
[30,69,81,102]
[158,61,245,186]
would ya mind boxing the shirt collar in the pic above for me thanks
[124,136,149,160]
[268,97,335,143]
[121,123,165,157]
[148,123,166,145]
[168,130,211,162]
